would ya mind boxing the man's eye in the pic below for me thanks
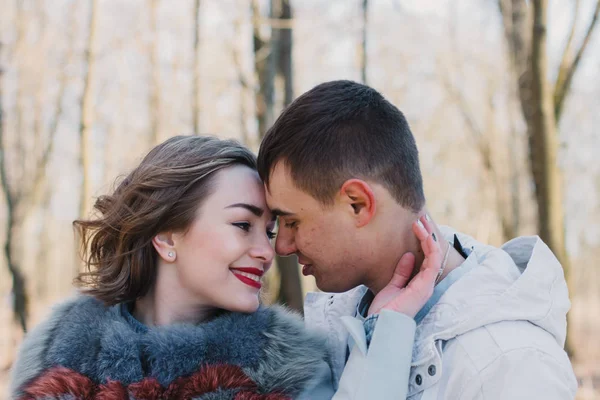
[233,222,251,232]
[284,221,297,229]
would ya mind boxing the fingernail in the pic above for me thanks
[425,214,431,222]
[417,220,425,230]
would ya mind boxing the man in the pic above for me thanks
[257,80,577,399]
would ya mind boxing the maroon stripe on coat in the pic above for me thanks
[19,366,95,400]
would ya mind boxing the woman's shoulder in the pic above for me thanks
[9,294,112,398]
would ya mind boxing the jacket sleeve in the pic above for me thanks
[298,309,416,400]
[457,347,578,400]
[334,309,416,400]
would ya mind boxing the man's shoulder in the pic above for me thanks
[447,320,572,373]
[439,320,577,398]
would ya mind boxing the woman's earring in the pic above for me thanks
[168,251,175,259]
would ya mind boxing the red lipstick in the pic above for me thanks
[230,267,264,277]
[230,267,263,289]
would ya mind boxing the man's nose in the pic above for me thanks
[275,227,296,256]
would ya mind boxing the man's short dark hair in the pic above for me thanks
[257,80,425,212]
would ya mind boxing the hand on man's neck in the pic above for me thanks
[366,209,466,295]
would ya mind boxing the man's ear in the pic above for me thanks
[152,232,177,263]
[339,179,376,227]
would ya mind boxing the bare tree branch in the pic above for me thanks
[554,0,581,103]
[554,0,600,121]
[25,63,69,211]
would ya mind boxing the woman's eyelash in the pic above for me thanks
[234,222,277,239]
[233,222,251,232]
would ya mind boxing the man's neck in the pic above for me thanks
[366,222,422,294]
[365,214,467,294]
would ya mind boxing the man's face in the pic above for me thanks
[265,162,367,293]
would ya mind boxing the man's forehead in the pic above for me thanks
[265,162,300,197]
[263,168,302,215]
[264,184,290,215]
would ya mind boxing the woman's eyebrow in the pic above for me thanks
[225,203,264,217]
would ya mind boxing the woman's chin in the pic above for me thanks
[225,298,260,314]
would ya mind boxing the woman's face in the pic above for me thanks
[168,165,276,313]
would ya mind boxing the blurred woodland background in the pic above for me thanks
[0,0,599,398]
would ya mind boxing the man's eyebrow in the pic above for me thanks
[271,208,294,217]
[225,203,264,217]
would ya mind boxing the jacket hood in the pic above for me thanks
[417,227,571,354]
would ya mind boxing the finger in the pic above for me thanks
[413,219,429,240]
[420,215,435,236]
[388,252,415,288]
[405,259,438,299]
[425,235,442,257]
[419,233,441,265]
[413,220,432,254]
[385,264,438,317]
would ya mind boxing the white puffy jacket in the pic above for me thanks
[304,227,578,399]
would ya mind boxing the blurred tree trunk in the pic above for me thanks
[79,0,98,219]
[232,15,250,145]
[274,0,303,313]
[498,0,600,356]
[0,3,69,332]
[148,0,161,146]
[360,0,368,84]
[253,0,276,138]
[529,0,564,265]
[192,0,201,135]
[252,0,277,305]
[253,0,303,313]
[0,56,28,332]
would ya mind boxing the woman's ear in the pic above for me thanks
[152,232,177,263]
[339,179,376,227]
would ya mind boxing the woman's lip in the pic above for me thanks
[232,273,262,289]
[230,267,264,277]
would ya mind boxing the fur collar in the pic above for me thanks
[25,295,329,398]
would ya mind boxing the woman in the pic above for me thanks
[10,135,439,399]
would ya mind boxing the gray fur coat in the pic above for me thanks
[10,295,332,399]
